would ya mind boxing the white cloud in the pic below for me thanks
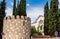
[59,0,60,3]
[59,5,60,9]
[27,6,44,23]
[27,4,30,7]
[11,2,13,6]
[5,7,13,16]
[59,0,60,8]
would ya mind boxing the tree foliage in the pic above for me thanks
[48,0,58,36]
[0,0,6,39]
[44,0,58,36]
[31,26,37,35]
[18,0,27,16]
[13,0,17,16]
[44,2,49,35]
[13,0,27,16]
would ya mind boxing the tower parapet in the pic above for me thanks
[3,15,31,39]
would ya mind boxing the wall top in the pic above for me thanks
[4,15,30,20]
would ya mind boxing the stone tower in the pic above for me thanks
[3,15,31,39]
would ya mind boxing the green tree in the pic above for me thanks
[16,0,19,16]
[1,0,6,16]
[0,4,1,9]
[44,2,49,35]
[18,0,27,16]
[48,0,58,36]
[57,14,60,36]
[31,26,37,35]
[0,0,6,39]
[13,0,17,16]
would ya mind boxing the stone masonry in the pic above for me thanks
[2,15,31,39]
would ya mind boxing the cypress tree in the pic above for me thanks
[0,0,6,32]
[1,0,6,16]
[0,3,1,9]
[58,14,60,36]
[58,8,60,36]
[48,0,58,36]
[44,2,49,35]
[0,0,6,39]
[18,0,27,16]
[16,0,19,15]
[13,0,17,16]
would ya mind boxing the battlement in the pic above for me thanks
[3,15,31,39]
[4,15,30,20]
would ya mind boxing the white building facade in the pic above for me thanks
[31,15,44,35]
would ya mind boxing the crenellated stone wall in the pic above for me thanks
[2,15,31,39]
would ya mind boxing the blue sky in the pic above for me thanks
[0,0,60,23]
[0,0,50,7]
[27,0,50,23]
